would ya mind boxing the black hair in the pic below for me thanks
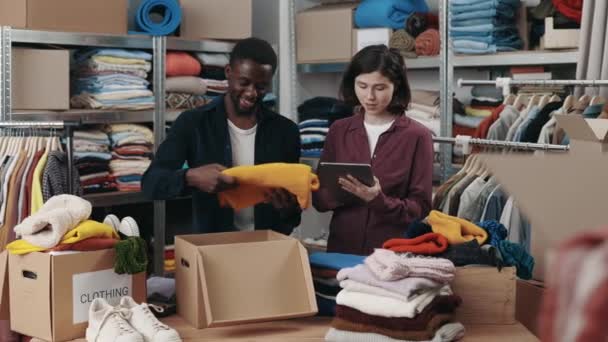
[229,37,278,73]
[339,45,411,115]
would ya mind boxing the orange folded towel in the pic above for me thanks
[166,52,201,77]
[415,29,440,56]
[218,163,320,210]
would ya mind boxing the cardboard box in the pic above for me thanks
[12,48,70,110]
[482,115,608,280]
[9,249,146,342]
[297,4,357,63]
[175,230,317,329]
[354,28,393,54]
[0,251,9,320]
[0,0,127,35]
[180,0,252,40]
[516,279,545,337]
[453,266,516,325]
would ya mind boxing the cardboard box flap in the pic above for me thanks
[0,251,9,320]
[554,114,608,142]
[181,230,288,247]
[481,153,608,280]
[199,239,317,327]
[9,253,53,341]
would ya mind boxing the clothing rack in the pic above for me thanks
[457,78,608,96]
[433,136,569,154]
[0,120,80,194]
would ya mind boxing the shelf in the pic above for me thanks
[166,37,235,53]
[84,191,151,207]
[10,29,235,53]
[297,50,579,73]
[10,110,155,124]
[298,56,439,73]
[452,49,579,67]
[11,29,153,49]
[84,191,191,207]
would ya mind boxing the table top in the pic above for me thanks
[56,316,539,342]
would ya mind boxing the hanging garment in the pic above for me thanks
[42,151,83,201]
[30,149,49,214]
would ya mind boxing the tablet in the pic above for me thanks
[317,162,374,201]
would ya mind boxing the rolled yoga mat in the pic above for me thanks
[132,0,182,36]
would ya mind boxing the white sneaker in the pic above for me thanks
[119,217,140,237]
[103,214,121,234]
[86,298,144,342]
[120,296,182,342]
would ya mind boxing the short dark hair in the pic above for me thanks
[339,45,411,115]
[230,37,278,73]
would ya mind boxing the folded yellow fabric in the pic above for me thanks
[427,210,488,245]
[218,163,320,210]
[92,55,150,65]
[7,220,118,255]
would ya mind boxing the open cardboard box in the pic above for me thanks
[175,230,318,329]
[9,249,146,341]
[482,114,608,281]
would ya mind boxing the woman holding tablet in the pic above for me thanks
[313,45,433,255]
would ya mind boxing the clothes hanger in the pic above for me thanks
[503,94,516,106]
[590,95,605,106]
[561,91,575,113]
[549,94,561,103]
[538,94,550,108]
[512,94,526,110]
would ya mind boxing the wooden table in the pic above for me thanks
[58,316,539,342]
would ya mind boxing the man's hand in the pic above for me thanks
[185,164,237,193]
[264,188,300,211]
[338,175,381,203]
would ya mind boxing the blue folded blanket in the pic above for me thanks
[355,0,429,29]
[309,252,365,270]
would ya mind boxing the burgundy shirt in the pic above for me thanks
[313,113,433,255]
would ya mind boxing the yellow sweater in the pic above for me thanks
[7,220,118,255]
[218,163,320,210]
[428,210,488,245]
[30,149,48,214]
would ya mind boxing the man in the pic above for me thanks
[142,37,302,235]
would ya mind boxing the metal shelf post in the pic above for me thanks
[0,26,11,121]
[153,35,167,276]
[439,0,453,182]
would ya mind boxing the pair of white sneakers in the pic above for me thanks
[86,296,181,342]
[103,214,140,237]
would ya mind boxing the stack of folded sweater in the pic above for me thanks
[326,248,465,342]
[106,124,154,192]
[298,97,353,158]
[309,253,366,317]
[165,52,209,111]
[455,86,503,137]
[71,48,154,110]
[196,52,230,98]
[450,0,523,55]
[407,89,440,137]
[74,128,116,194]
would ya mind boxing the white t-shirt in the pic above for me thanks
[227,119,257,231]
[364,120,394,156]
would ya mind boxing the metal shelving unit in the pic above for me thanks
[0,27,237,275]
[298,56,440,73]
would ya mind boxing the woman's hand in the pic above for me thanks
[338,175,381,203]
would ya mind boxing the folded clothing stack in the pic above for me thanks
[165,52,209,110]
[309,252,366,317]
[450,0,523,55]
[326,248,465,342]
[74,129,116,194]
[354,0,429,29]
[71,48,154,110]
[298,97,353,158]
[106,124,154,192]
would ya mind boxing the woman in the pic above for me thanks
[313,45,433,255]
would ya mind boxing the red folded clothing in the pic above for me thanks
[415,29,440,56]
[552,0,582,23]
[382,233,449,255]
[311,267,338,279]
[52,238,119,252]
